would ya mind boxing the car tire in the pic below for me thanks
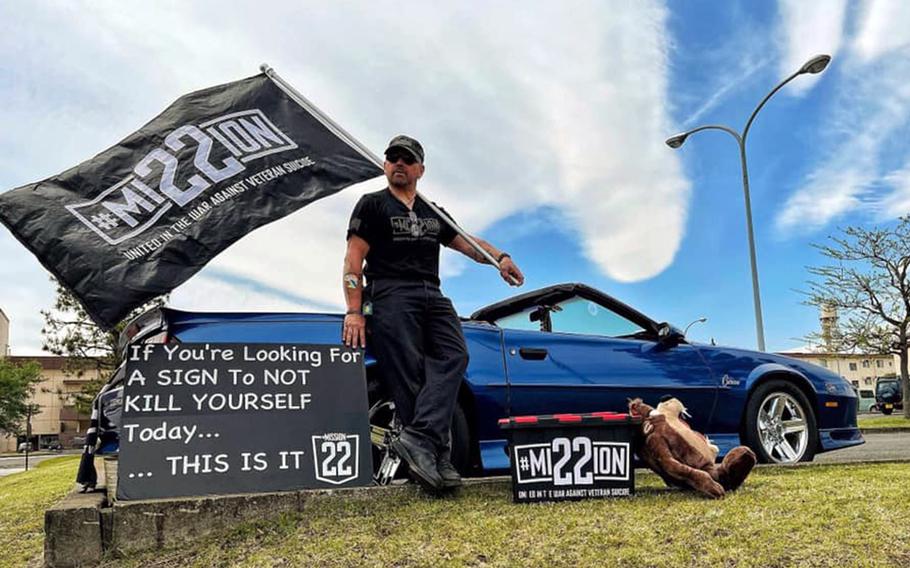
[744,379,817,464]
[881,407,893,415]
[449,404,471,474]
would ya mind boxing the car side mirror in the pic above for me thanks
[657,322,684,347]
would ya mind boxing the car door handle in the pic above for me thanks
[519,347,548,360]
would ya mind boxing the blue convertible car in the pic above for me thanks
[95,282,863,480]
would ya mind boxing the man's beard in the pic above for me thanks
[388,171,409,188]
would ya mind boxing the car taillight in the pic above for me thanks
[145,331,169,344]
[123,322,142,343]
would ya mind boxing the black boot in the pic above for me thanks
[391,431,443,490]
[437,447,462,489]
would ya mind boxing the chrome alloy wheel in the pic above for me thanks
[757,392,809,463]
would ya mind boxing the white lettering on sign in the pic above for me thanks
[123,421,199,444]
[514,438,630,485]
[190,392,312,411]
[66,109,301,246]
[124,394,182,413]
[166,453,230,476]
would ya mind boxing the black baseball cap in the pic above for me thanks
[384,135,425,164]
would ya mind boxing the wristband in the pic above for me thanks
[497,252,511,262]
[345,309,361,315]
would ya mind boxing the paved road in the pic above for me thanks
[0,451,81,477]
[814,431,910,463]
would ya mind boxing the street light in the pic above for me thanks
[684,317,708,336]
[665,54,832,352]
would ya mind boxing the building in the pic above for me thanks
[0,356,98,452]
[0,308,9,357]
[780,304,899,388]
[779,347,897,389]
[0,308,97,452]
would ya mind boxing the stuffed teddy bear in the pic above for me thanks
[628,397,756,499]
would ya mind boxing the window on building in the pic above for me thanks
[865,377,873,385]
[851,380,860,388]
[876,359,883,368]
[819,359,828,368]
[889,361,893,367]
[849,362,858,371]
[862,360,870,368]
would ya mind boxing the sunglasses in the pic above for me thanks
[385,152,418,165]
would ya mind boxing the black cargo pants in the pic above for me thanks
[366,279,469,455]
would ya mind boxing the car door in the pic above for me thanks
[500,296,719,432]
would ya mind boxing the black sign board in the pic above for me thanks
[117,343,372,500]
[499,412,640,503]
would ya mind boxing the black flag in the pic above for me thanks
[0,72,382,329]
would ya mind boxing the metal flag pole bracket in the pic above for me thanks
[259,63,518,286]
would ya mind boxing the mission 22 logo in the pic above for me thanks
[67,109,298,245]
[312,433,360,485]
[513,437,630,486]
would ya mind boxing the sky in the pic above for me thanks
[2,0,910,355]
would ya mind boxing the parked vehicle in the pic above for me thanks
[17,442,33,453]
[875,378,903,415]
[855,388,877,413]
[95,282,863,477]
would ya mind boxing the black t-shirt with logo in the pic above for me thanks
[346,188,457,286]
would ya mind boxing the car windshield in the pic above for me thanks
[494,296,649,338]
[549,297,646,337]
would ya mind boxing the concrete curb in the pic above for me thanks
[860,427,910,433]
[44,488,105,567]
[43,478,436,567]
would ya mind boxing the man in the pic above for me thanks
[342,135,523,491]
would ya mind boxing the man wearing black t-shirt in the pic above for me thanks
[342,135,523,491]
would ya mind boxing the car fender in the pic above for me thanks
[742,363,819,432]
[745,363,817,399]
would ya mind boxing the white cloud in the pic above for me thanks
[776,0,848,94]
[852,0,910,62]
[774,0,910,234]
[874,164,910,218]
[776,168,874,232]
[681,41,773,129]
[0,1,688,351]
[169,273,327,314]
[682,60,768,128]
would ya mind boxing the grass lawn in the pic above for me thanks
[107,462,910,568]
[0,456,79,568]
[858,415,910,429]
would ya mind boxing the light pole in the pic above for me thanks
[666,54,831,352]
[25,406,32,472]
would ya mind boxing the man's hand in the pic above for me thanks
[342,313,367,348]
[500,257,524,286]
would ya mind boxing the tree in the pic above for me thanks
[41,279,166,414]
[0,358,42,437]
[805,217,910,419]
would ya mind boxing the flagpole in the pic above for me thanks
[259,64,517,285]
